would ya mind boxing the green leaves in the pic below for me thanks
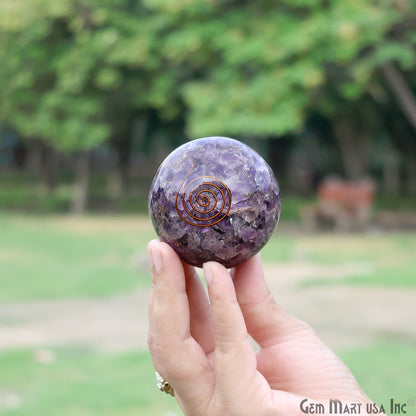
[0,0,415,149]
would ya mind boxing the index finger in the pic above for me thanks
[147,240,212,400]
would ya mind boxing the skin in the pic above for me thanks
[147,240,374,416]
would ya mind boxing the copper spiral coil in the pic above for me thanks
[175,160,232,227]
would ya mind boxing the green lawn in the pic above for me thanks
[0,343,414,416]
[0,348,182,416]
[1,215,415,303]
[339,342,416,406]
[0,214,156,302]
[0,214,415,416]
[263,232,416,288]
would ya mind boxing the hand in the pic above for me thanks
[147,240,371,415]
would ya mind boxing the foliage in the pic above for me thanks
[145,0,414,137]
[1,0,416,146]
[0,0,181,151]
[1,0,416,204]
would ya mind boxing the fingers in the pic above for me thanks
[233,254,311,348]
[203,262,248,351]
[203,262,257,393]
[147,240,212,401]
[183,263,215,356]
[148,240,189,345]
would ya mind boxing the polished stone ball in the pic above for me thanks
[148,136,281,268]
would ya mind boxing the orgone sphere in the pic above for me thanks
[148,136,281,268]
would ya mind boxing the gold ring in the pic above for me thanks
[155,371,175,396]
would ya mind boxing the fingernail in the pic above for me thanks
[148,244,163,274]
[203,262,213,285]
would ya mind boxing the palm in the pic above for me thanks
[256,337,365,401]
[147,241,369,416]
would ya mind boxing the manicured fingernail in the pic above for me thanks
[148,243,163,274]
[203,263,213,285]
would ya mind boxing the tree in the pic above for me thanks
[2,0,416,205]
[0,0,110,211]
[0,0,185,211]
[147,0,416,186]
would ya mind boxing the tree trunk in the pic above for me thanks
[25,140,58,195]
[107,136,132,199]
[405,157,416,195]
[39,145,59,195]
[13,141,27,168]
[333,119,371,180]
[71,151,90,214]
[381,62,416,133]
[266,137,294,192]
[383,147,401,195]
[381,63,416,195]
[107,164,124,199]
[25,139,43,175]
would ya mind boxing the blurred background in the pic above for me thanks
[0,0,415,415]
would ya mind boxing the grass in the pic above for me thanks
[0,214,157,302]
[1,215,416,304]
[0,348,182,416]
[0,342,414,416]
[339,341,416,405]
[263,232,416,288]
[0,214,415,415]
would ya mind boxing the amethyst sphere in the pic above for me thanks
[148,137,281,268]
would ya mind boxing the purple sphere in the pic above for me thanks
[148,137,281,268]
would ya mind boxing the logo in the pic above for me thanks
[299,398,414,414]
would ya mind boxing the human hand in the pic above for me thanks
[147,239,372,415]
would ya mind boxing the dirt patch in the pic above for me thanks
[0,292,150,352]
[0,248,33,263]
[46,215,155,235]
[263,263,416,349]
[0,262,415,352]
